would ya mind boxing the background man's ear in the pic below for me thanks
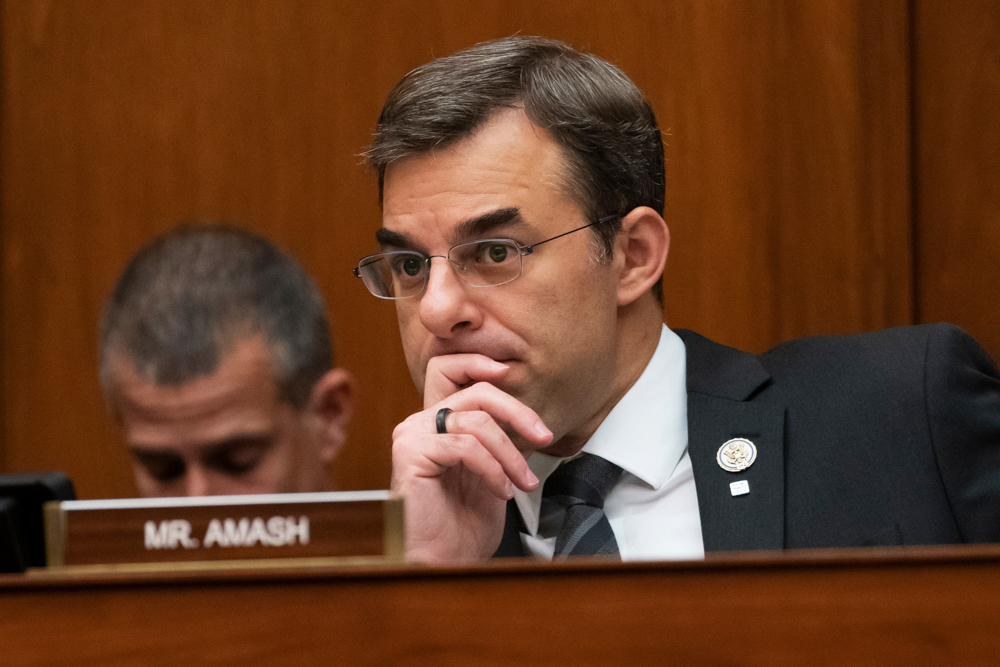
[307,367,356,463]
[614,206,670,307]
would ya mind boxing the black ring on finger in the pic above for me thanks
[435,407,453,435]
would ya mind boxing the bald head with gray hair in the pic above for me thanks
[100,225,333,409]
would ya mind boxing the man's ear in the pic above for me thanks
[306,367,356,463]
[614,206,670,306]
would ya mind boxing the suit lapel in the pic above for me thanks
[493,329,786,558]
[687,394,786,551]
[677,329,786,552]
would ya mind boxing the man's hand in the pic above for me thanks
[391,355,552,564]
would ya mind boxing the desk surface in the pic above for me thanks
[3,545,1000,666]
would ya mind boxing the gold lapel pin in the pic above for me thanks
[717,437,757,473]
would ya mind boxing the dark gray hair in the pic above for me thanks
[365,35,665,301]
[99,225,333,409]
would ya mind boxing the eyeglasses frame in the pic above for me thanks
[353,213,621,300]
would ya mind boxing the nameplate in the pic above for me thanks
[43,491,403,568]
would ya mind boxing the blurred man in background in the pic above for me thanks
[101,225,354,497]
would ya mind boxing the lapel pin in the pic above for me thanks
[717,437,757,473]
[730,480,750,496]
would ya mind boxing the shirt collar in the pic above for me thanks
[514,324,688,536]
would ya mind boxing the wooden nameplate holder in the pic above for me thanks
[43,490,403,572]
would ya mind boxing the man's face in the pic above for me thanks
[109,336,333,497]
[381,109,624,446]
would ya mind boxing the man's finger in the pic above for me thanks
[424,354,510,407]
[437,382,553,449]
[401,433,515,500]
[444,410,539,491]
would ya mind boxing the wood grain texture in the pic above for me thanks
[658,0,913,351]
[915,0,1000,361]
[1,1,915,498]
[3,547,1000,665]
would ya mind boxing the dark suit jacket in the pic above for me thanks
[496,323,1000,556]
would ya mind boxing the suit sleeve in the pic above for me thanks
[924,324,1000,542]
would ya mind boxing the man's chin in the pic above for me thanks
[492,379,535,413]
[489,360,527,392]
[504,427,538,455]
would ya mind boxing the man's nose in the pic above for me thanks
[183,465,212,497]
[418,258,482,338]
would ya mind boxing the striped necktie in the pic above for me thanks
[542,453,624,559]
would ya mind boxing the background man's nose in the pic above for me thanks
[183,466,212,496]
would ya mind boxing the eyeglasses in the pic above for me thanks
[353,214,619,300]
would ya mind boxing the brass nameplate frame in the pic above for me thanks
[43,491,403,568]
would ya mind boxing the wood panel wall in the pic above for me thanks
[914,0,1000,356]
[0,0,995,499]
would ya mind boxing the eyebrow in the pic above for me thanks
[129,432,275,458]
[375,207,526,250]
[453,207,525,240]
[200,433,274,458]
[375,227,412,250]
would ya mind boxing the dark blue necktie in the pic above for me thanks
[542,453,623,559]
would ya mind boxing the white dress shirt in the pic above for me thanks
[513,324,704,561]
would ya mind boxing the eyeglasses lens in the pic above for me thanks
[448,240,522,287]
[358,252,427,298]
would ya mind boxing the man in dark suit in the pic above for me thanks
[493,324,1000,556]
[354,36,1000,563]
